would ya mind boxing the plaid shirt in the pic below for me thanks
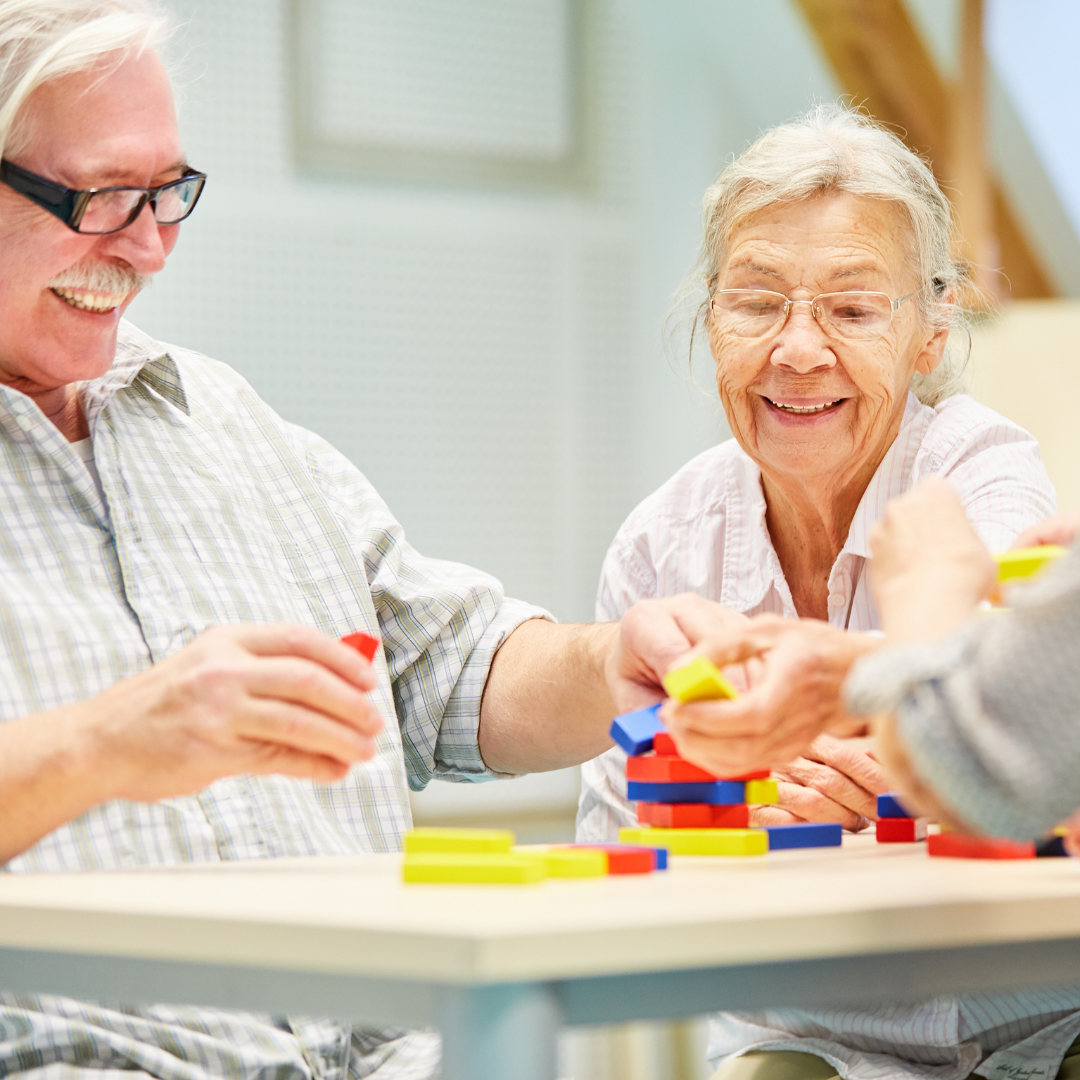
[0,322,543,1079]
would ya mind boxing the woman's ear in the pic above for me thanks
[913,286,956,376]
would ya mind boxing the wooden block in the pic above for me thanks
[876,817,928,842]
[662,656,739,703]
[994,544,1066,583]
[877,793,912,819]
[627,754,720,783]
[627,780,745,805]
[404,827,514,855]
[927,833,1036,860]
[619,826,768,856]
[636,802,750,829]
[609,704,665,756]
[340,631,380,661]
[403,853,545,884]
[524,848,607,878]
[1036,835,1070,858]
[745,779,779,805]
[564,845,658,874]
[765,822,843,849]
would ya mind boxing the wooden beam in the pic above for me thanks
[792,0,1055,300]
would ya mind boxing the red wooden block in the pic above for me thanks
[636,801,750,828]
[876,817,927,842]
[341,631,380,662]
[927,832,1036,860]
[569,845,657,875]
[650,734,770,781]
[627,754,718,783]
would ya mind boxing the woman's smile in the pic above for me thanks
[760,395,849,424]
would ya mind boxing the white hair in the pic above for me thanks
[687,103,971,407]
[0,0,171,161]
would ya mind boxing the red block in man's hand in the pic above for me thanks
[341,631,380,662]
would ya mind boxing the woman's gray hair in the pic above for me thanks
[0,0,171,161]
[688,103,970,406]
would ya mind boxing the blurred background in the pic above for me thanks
[134,2,1080,1076]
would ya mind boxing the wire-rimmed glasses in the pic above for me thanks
[0,158,206,234]
[710,289,918,341]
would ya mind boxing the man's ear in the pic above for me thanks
[913,287,956,376]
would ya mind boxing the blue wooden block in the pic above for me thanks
[652,846,668,870]
[609,704,664,756]
[877,793,911,819]
[765,822,843,850]
[626,780,746,805]
[1036,835,1069,858]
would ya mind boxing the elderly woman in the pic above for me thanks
[578,105,1079,1080]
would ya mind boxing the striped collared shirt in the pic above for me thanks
[0,322,542,1079]
[577,391,1080,1080]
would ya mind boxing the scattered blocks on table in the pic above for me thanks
[637,801,750,829]
[526,847,607,878]
[567,844,662,874]
[620,826,767,856]
[627,779,746,805]
[404,827,514,855]
[877,793,912,819]
[765,822,843,850]
[927,832,1036,860]
[610,704,665,756]
[662,656,739,703]
[403,852,546,884]
[745,779,779,805]
[994,544,1066,584]
[876,817,928,842]
[340,630,380,661]
[627,754,720,783]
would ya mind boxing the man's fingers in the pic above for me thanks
[749,805,804,826]
[239,700,378,765]
[232,624,379,691]
[246,656,384,736]
[245,744,356,784]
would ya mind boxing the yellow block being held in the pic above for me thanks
[403,852,545,884]
[746,778,779,805]
[404,827,514,855]
[995,545,1066,583]
[619,826,767,856]
[662,656,739,703]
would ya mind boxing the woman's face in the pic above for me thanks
[710,192,948,489]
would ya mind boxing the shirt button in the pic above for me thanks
[14,414,33,431]
[829,593,847,609]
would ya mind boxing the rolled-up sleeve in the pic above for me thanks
[845,548,1080,839]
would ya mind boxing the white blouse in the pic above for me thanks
[577,392,1080,1080]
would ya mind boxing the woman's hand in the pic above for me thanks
[1013,513,1080,550]
[869,477,995,645]
[750,734,889,832]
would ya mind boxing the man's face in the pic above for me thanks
[0,49,184,395]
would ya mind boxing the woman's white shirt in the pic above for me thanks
[578,391,1080,1080]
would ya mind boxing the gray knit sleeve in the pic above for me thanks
[844,547,1080,840]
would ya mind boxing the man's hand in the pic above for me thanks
[87,624,384,800]
[659,616,881,776]
[868,477,995,645]
[751,734,888,831]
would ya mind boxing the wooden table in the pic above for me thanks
[3,834,1080,1079]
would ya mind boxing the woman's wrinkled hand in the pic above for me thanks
[1013,513,1080,551]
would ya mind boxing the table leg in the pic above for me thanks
[439,982,560,1080]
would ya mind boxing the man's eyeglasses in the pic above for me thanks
[711,289,918,342]
[0,158,206,234]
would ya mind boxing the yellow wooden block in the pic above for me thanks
[619,826,767,856]
[519,847,607,878]
[662,656,739,703]
[745,779,779,805]
[404,827,514,855]
[994,545,1066,583]
[402,852,545,884]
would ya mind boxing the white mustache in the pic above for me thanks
[46,260,151,296]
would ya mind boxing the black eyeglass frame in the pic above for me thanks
[0,158,207,234]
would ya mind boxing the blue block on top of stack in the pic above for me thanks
[610,704,664,756]
[765,822,843,850]
[877,793,911,819]
[626,780,746,805]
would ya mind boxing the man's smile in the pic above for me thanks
[50,286,127,313]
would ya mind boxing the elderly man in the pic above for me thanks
[0,2,715,1077]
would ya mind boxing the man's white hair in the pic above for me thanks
[0,0,170,160]
[689,103,971,407]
